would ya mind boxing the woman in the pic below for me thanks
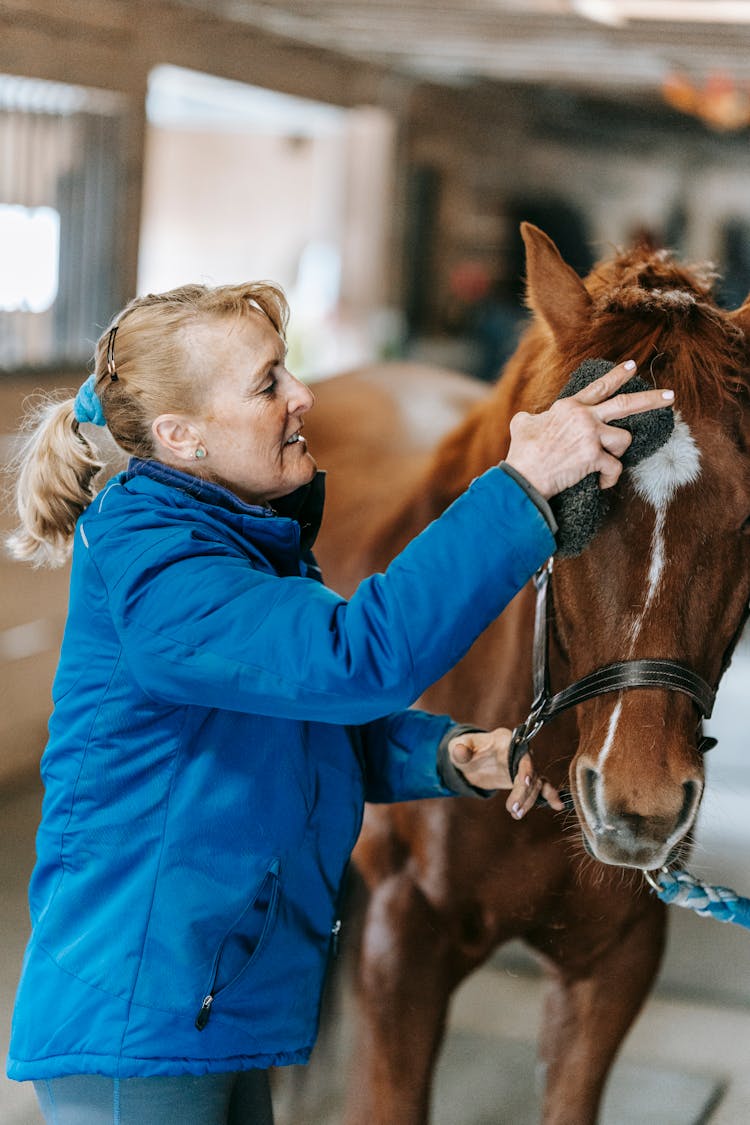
[5,282,673,1124]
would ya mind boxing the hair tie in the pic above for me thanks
[73,374,107,427]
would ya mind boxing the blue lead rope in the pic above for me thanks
[645,867,750,928]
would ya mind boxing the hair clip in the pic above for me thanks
[106,325,119,381]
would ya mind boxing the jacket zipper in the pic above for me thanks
[194,860,280,1031]
[196,913,344,1030]
[197,918,342,1030]
[195,994,214,1030]
[331,917,342,958]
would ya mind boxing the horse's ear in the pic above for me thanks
[727,294,750,337]
[521,222,593,348]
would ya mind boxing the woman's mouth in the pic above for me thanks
[284,432,306,447]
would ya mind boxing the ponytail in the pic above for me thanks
[5,395,105,568]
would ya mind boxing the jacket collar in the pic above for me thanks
[125,459,326,553]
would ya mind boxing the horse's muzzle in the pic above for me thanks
[574,766,703,868]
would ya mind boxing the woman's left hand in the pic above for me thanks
[448,727,564,819]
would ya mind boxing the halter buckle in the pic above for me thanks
[508,705,546,782]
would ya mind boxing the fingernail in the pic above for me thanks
[624,359,636,370]
[525,775,532,787]
[512,802,522,817]
[662,390,675,401]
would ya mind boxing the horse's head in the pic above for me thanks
[521,223,750,869]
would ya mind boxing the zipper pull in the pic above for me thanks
[331,918,342,957]
[195,994,214,1031]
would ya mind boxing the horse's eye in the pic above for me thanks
[743,516,750,534]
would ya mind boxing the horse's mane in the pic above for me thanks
[422,242,749,514]
[539,244,747,416]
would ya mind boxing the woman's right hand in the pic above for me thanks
[504,360,675,499]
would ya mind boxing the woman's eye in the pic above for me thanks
[261,378,277,396]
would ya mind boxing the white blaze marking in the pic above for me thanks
[596,414,702,763]
[629,414,701,510]
[598,698,623,767]
[626,507,666,653]
[624,414,702,653]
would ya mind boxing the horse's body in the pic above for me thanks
[303,225,750,1124]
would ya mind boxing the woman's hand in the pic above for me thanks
[504,359,675,499]
[447,728,564,819]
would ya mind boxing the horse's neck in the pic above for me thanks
[421,330,551,509]
[362,329,553,569]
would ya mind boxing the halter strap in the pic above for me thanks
[531,561,715,722]
[532,562,715,720]
[509,559,718,789]
[542,659,715,722]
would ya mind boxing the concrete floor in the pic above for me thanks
[2,642,749,1124]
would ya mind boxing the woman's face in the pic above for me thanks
[188,310,317,506]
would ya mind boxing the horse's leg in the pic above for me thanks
[342,869,463,1125]
[533,894,667,1125]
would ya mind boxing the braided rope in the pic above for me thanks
[645,867,750,928]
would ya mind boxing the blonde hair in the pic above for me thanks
[6,281,289,567]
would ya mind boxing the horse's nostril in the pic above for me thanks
[677,779,702,831]
[582,767,599,806]
[577,766,601,823]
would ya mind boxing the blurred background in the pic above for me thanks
[2,2,750,1122]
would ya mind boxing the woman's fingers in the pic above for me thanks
[507,775,538,819]
[504,358,675,500]
[599,425,632,456]
[596,452,625,490]
[541,780,565,811]
[596,426,631,488]
[506,755,544,819]
[597,386,675,423]
[573,360,674,421]
[580,360,670,489]
[573,360,640,405]
[505,754,565,819]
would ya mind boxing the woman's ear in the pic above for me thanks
[152,414,203,462]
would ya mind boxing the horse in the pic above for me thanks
[302,223,750,1125]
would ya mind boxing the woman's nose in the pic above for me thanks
[287,374,315,415]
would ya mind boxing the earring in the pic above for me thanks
[194,446,207,460]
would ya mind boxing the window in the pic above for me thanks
[0,204,60,313]
[0,74,129,370]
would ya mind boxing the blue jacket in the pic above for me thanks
[7,459,554,1080]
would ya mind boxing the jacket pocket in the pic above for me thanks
[194,857,281,1031]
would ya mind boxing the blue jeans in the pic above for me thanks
[33,1071,273,1125]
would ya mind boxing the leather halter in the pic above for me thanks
[508,559,718,786]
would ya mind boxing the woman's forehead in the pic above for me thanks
[190,310,283,369]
